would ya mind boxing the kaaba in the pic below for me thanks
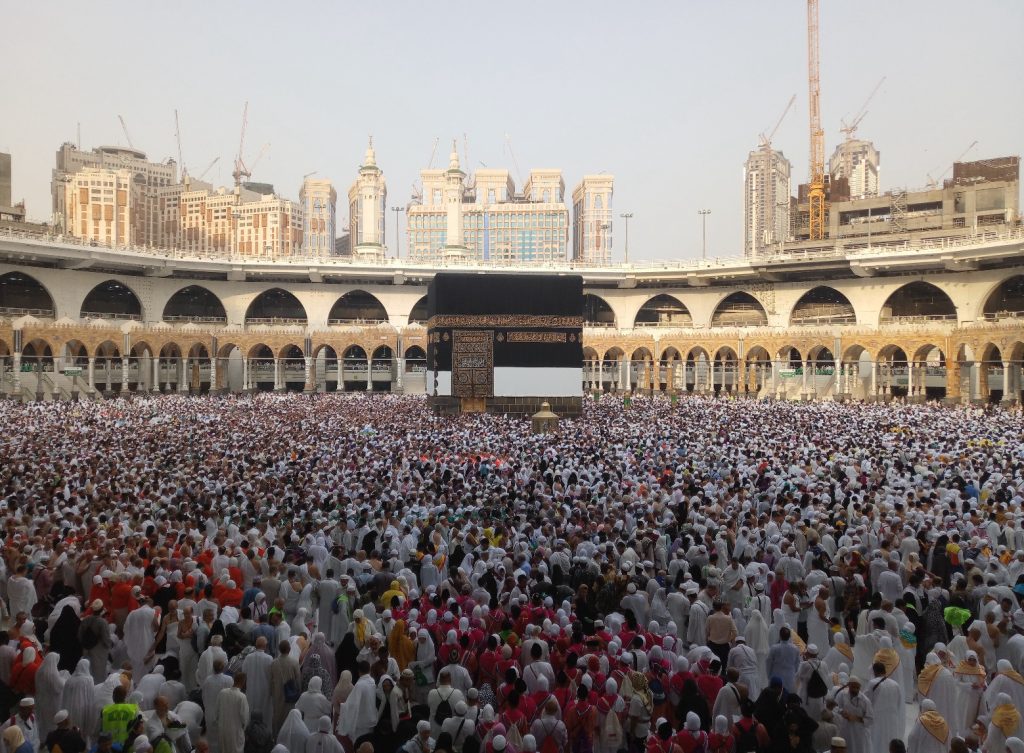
[426,273,584,416]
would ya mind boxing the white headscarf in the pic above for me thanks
[276,708,311,751]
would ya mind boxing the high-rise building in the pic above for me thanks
[300,177,337,257]
[52,143,177,246]
[347,141,387,261]
[829,139,880,199]
[743,147,792,257]
[572,175,614,264]
[60,167,141,246]
[407,144,570,264]
[234,193,303,258]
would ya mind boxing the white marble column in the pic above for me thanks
[1003,361,1013,403]
[336,359,343,391]
[179,358,189,392]
[120,358,129,392]
[86,357,94,391]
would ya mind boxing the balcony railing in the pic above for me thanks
[2,224,1021,272]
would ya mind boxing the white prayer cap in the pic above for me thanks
[806,644,818,655]
[54,710,69,724]
[133,736,152,752]
[830,738,846,748]
[493,736,508,751]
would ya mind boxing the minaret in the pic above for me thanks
[442,140,467,260]
[350,138,387,261]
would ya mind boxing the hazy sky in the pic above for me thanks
[3,1,1022,260]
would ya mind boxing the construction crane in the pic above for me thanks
[504,134,524,186]
[758,94,797,149]
[839,76,886,142]
[836,76,885,195]
[174,110,186,178]
[118,115,135,150]
[248,143,271,175]
[197,156,220,181]
[806,0,826,241]
[926,140,978,188]
[232,101,251,189]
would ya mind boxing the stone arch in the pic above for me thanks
[633,294,693,327]
[62,339,89,365]
[245,289,308,325]
[408,296,429,325]
[980,274,1024,321]
[713,345,739,394]
[744,345,772,394]
[81,280,144,320]
[789,286,856,326]
[277,342,304,360]
[163,285,228,323]
[684,346,711,393]
[0,271,56,316]
[404,345,426,361]
[94,339,121,358]
[21,337,53,362]
[806,344,835,365]
[777,344,803,367]
[603,346,625,361]
[583,294,616,327]
[329,290,388,324]
[879,281,957,324]
[711,292,768,327]
[912,343,946,364]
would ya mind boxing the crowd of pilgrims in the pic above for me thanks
[0,393,1024,753]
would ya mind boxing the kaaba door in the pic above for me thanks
[452,329,493,399]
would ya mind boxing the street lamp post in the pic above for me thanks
[620,212,633,264]
[698,209,711,260]
[599,222,611,262]
[391,206,403,259]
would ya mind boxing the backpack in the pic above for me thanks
[601,706,623,750]
[733,719,760,753]
[806,662,827,699]
[649,677,666,704]
[434,689,454,725]
[539,720,562,753]
[283,677,301,703]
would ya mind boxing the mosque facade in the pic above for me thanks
[0,226,1022,404]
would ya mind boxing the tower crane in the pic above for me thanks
[758,94,797,149]
[806,0,826,241]
[174,109,186,178]
[837,76,885,193]
[197,156,220,181]
[839,76,886,142]
[118,115,135,150]
[232,101,251,189]
[926,140,978,188]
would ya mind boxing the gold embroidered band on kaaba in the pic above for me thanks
[426,315,584,329]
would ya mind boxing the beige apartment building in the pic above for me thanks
[60,167,141,246]
[52,142,323,258]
